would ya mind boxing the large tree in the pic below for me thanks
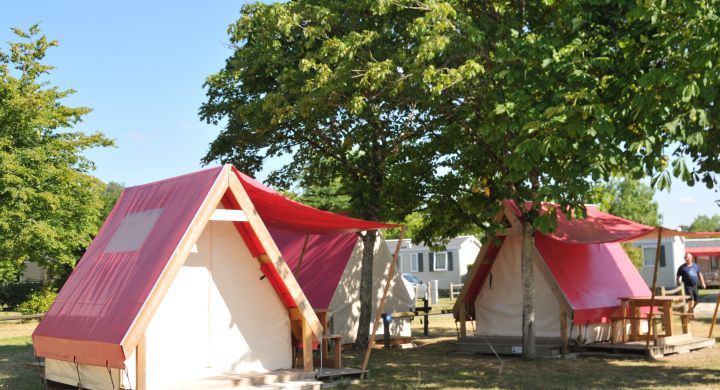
[0,26,112,282]
[200,1,437,349]
[402,0,720,358]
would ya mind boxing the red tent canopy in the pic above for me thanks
[234,168,398,234]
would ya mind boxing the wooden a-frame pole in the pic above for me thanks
[361,226,405,378]
[645,227,663,351]
[709,286,720,338]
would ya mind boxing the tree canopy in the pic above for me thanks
[202,0,720,357]
[0,26,112,282]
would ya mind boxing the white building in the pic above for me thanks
[386,235,481,291]
[632,236,691,288]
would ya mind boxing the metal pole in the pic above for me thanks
[645,227,663,351]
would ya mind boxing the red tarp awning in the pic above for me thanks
[505,201,720,244]
[234,169,398,234]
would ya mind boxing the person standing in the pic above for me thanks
[677,253,706,313]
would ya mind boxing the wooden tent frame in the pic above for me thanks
[119,165,323,389]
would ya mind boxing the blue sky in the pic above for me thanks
[2,1,719,228]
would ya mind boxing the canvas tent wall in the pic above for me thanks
[269,226,414,345]
[33,166,324,390]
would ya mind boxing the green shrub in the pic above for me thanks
[16,286,57,314]
[0,281,44,310]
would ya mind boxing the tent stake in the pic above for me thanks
[361,226,405,378]
[709,287,720,338]
[645,227,663,351]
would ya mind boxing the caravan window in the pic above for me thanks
[434,252,448,271]
[642,246,666,267]
[411,253,419,272]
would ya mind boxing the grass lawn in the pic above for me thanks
[3,306,720,389]
[0,321,42,390]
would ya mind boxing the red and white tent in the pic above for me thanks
[452,201,711,346]
[236,172,411,344]
[32,165,395,389]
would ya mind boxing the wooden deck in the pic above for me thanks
[455,336,564,356]
[585,336,715,358]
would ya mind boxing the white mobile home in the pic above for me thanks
[386,235,481,291]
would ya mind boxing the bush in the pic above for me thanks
[16,286,57,314]
[0,281,44,310]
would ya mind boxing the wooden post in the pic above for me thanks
[302,318,313,372]
[709,287,720,338]
[450,283,455,301]
[645,227,663,351]
[560,305,568,355]
[423,295,430,336]
[361,227,405,378]
[136,334,146,390]
[459,305,467,339]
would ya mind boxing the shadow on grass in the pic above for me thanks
[0,341,44,390]
[345,338,720,389]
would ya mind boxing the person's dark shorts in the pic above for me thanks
[684,284,699,301]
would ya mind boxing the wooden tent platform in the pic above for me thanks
[585,337,716,358]
[145,370,322,390]
[316,367,366,381]
[455,336,564,356]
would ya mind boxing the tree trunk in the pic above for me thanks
[521,221,537,359]
[353,230,378,350]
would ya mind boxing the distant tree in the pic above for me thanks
[289,179,352,214]
[0,26,112,283]
[687,215,720,232]
[100,182,125,221]
[590,179,661,226]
